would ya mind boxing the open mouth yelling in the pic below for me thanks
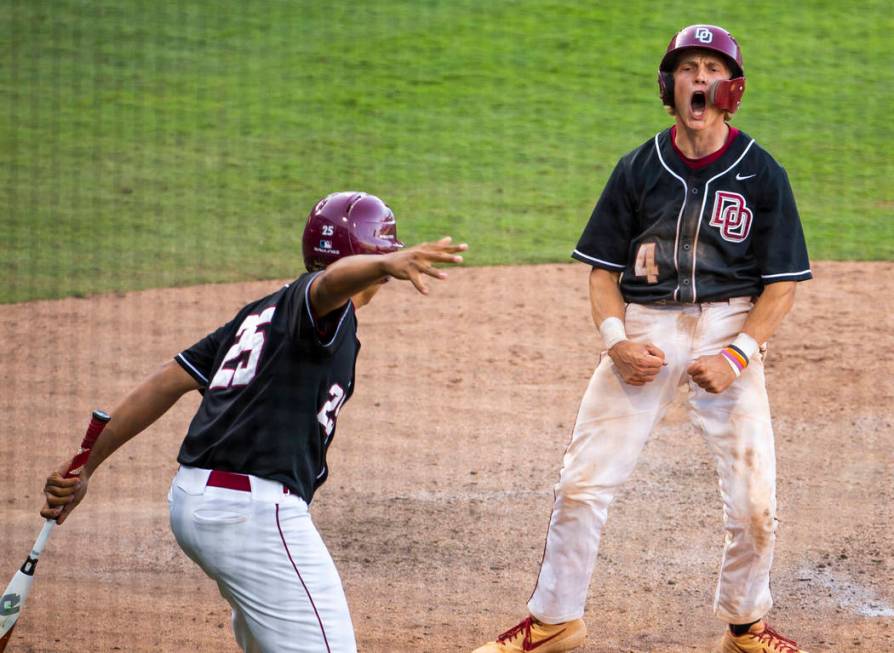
[690,91,706,120]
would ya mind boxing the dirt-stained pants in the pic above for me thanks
[169,466,357,653]
[528,298,776,625]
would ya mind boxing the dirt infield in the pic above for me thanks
[1,261,892,653]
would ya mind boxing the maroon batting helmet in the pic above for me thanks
[657,24,746,114]
[302,191,404,271]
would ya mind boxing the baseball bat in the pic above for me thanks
[0,409,111,652]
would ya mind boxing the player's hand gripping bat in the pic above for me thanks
[0,410,111,652]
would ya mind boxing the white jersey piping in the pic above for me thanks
[176,353,209,386]
[761,269,812,280]
[304,270,352,348]
[653,133,689,302]
[572,249,625,269]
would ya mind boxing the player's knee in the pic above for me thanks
[554,478,615,507]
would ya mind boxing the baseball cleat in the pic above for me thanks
[472,615,586,653]
[721,621,809,653]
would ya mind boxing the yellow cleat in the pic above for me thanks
[721,621,809,653]
[472,615,586,653]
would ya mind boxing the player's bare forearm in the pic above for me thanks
[309,254,389,317]
[84,360,199,476]
[741,281,797,344]
[687,283,797,394]
[588,268,625,326]
[309,237,467,317]
[589,267,665,383]
[42,361,197,522]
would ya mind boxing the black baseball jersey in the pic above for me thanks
[572,127,812,303]
[174,271,358,504]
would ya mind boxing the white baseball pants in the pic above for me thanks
[168,466,356,653]
[528,298,777,625]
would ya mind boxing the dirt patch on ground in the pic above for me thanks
[1,261,892,652]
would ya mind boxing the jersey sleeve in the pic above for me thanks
[175,322,231,389]
[571,158,635,271]
[283,271,355,351]
[750,165,813,284]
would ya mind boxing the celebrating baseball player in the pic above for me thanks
[474,25,812,653]
[41,192,467,653]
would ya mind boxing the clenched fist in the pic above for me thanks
[687,353,737,393]
[608,341,666,386]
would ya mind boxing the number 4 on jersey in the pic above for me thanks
[634,242,659,284]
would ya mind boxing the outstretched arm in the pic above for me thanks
[42,360,199,523]
[309,236,468,317]
[688,282,797,393]
[590,267,665,386]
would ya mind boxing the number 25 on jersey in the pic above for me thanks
[317,384,346,440]
[209,307,276,390]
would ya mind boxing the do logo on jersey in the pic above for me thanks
[709,191,752,243]
[695,27,713,43]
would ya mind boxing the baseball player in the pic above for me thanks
[474,25,812,653]
[41,192,467,653]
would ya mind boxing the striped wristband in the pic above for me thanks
[720,344,749,377]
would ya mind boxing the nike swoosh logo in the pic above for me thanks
[524,628,566,651]
[735,173,756,180]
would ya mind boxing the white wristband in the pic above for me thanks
[731,332,759,360]
[599,317,627,350]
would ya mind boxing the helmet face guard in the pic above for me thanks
[657,24,746,114]
[708,77,746,113]
[302,192,404,271]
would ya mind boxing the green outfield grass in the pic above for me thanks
[1,0,892,303]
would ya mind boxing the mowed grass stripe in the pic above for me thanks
[1,0,891,302]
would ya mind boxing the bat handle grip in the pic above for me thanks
[32,520,56,559]
[62,410,111,479]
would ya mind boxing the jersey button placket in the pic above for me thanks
[688,184,702,301]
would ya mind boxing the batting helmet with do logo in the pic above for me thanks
[657,24,746,114]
